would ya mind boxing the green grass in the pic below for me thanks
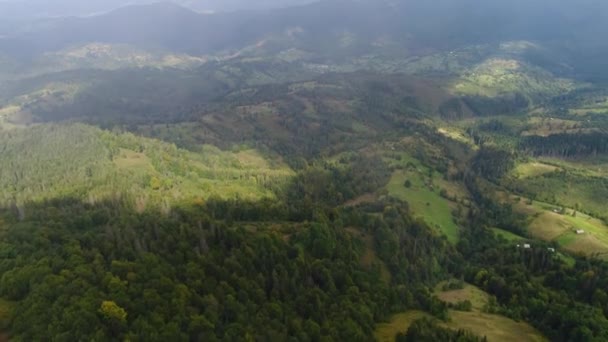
[432,282,547,342]
[506,171,608,221]
[513,162,560,179]
[513,198,608,258]
[386,168,460,243]
[491,227,525,242]
[376,309,547,342]
[435,282,489,311]
[375,311,431,342]
[446,311,547,342]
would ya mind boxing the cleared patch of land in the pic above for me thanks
[491,227,525,242]
[434,282,489,311]
[513,199,608,259]
[446,311,547,342]
[375,310,431,342]
[113,148,155,172]
[513,162,560,179]
[387,169,460,243]
[376,309,546,342]
[343,193,376,207]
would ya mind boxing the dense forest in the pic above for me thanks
[0,195,458,340]
[3,144,608,340]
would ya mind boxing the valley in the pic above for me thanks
[2,0,608,341]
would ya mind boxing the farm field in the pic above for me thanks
[506,159,608,219]
[376,282,547,342]
[513,198,608,259]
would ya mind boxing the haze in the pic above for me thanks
[0,0,318,18]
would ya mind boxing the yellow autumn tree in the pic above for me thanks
[99,300,127,323]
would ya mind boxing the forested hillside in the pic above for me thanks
[3,0,608,340]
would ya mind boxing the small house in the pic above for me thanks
[523,244,531,249]
[576,229,585,235]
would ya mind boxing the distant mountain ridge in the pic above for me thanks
[3,0,608,58]
[0,0,319,18]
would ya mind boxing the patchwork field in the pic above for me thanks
[504,152,608,219]
[513,199,608,259]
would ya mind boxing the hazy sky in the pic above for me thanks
[0,0,319,18]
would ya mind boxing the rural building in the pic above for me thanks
[523,244,531,249]
[575,229,585,235]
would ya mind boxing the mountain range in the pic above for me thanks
[3,0,608,341]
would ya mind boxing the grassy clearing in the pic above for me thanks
[113,148,155,172]
[491,227,525,242]
[376,309,546,342]
[435,282,489,311]
[513,162,560,179]
[446,311,547,342]
[387,170,460,243]
[374,311,431,342]
[437,127,476,147]
[433,282,546,342]
[381,151,467,243]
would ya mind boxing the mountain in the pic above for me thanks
[2,0,608,79]
[4,0,608,341]
[0,0,319,18]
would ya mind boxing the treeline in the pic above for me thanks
[439,93,529,119]
[397,318,487,342]
[521,132,608,157]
